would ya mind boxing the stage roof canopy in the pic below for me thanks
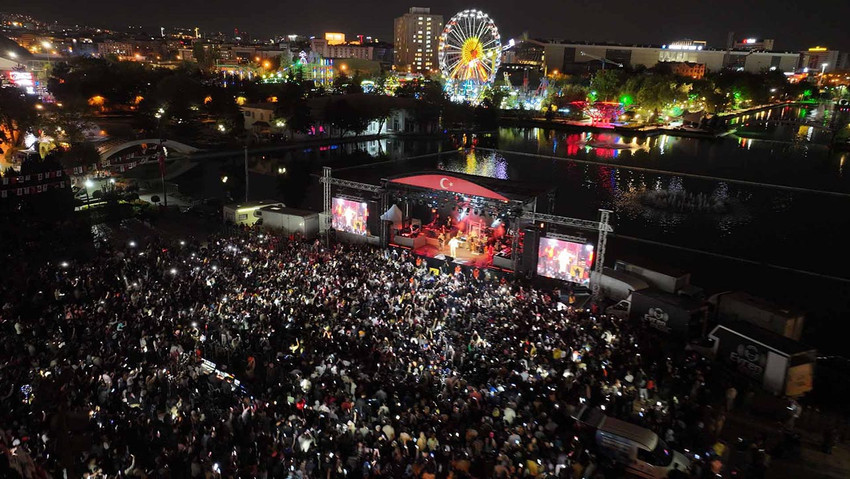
[383,171,549,204]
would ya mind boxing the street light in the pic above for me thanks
[83,178,94,204]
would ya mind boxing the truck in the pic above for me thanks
[590,267,649,302]
[630,288,707,340]
[605,288,707,340]
[614,260,697,296]
[708,321,816,397]
[710,291,805,341]
[573,406,691,478]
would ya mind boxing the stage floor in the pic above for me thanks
[413,244,494,269]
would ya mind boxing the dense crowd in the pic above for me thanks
[0,229,753,478]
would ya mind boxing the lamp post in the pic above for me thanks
[244,145,249,202]
[83,178,93,204]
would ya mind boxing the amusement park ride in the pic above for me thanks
[438,9,513,103]
[438,9,550,108]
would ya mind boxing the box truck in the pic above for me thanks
[590,267,650,302]
[630,288,707,340]
[710,291,805,341]
[708,321,816,396]
[614,260,691,294]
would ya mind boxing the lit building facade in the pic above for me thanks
[393,7,443,73]
[798,47,849,73]
[325,33,346,45]
[310,39,374,61]
[544,41,799,75]
[669,61,706,79]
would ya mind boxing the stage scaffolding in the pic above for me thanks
[321,167,614,300]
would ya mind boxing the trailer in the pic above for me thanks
[614,260,691,294]
[629,288,707,340]
[711,291,805,341]
[590,267,649,302]
[257,205,320,239]
[222,200,284,226]
[709,321,816,397]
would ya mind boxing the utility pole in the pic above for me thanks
[158,139,168,207]
[243,145,249,202]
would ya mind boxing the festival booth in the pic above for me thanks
[383,172,546,271]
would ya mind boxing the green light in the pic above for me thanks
[803,89,812,98]
[620,95,633,106]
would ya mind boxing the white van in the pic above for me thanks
[575,407,691,478]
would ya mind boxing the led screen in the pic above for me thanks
[537,237,594,285]
[332,197,368,235]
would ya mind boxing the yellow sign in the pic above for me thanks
[808,46,828,52]
[325,32,345,45]
[785,363,813,397]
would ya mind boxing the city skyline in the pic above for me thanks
[3,0,850,52]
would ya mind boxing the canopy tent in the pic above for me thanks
[380,204,403,226]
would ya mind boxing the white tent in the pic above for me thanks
[380,204,403,228]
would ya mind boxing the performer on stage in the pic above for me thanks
[449,236,460,257]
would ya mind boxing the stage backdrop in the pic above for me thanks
[536,237,594,285]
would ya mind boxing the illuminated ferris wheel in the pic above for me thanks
[438,9,502,100]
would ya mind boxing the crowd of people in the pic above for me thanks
[0,229,760,478]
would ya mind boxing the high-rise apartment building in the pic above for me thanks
[393,7,443,73]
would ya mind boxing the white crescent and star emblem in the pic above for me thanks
[439,177,453,189]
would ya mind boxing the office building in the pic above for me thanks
[731,37,775,51]
[544,41,799,75]
[393,7,443,73]
[799,47,849,74]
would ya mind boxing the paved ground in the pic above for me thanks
[720,409,850,478]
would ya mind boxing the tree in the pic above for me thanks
[193,43,221,73]
[590,69,624,102]
[362,96,394,135]
[59,142,100,170]
[0,87,38,156]
[325,99,369,136]
[150,195,161,204]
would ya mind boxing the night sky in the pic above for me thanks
[4,0,849,51]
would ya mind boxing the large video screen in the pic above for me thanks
[332,197,369,235]
[537,237,594,285]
